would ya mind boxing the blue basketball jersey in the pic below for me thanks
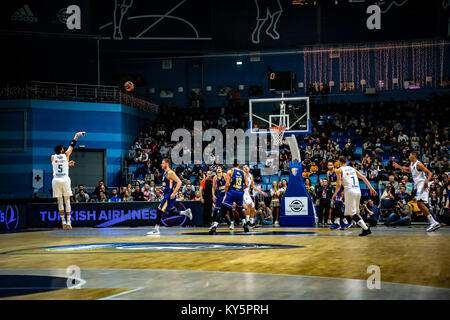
[215,174,226,196]
[334,186,344,204]
[162,169,175,196]
[229,168,245,191]
[327,169,337,186]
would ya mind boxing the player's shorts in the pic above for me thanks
[52,176,72,198]
[243,191,255,207]
[344,188,361,216]
[415,181,429,203]
[214,193,225,210]
[222,189,244,208]
[158,193,176,213]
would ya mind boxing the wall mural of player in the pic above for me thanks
[113,0,133,40]
[100,0,211,41]
[251,0,283,44]
[443,0,450,37]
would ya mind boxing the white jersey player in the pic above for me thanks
[51,131,85,230]
[393,151,440,232]
[242,165,268,228]
[332,156,377,236]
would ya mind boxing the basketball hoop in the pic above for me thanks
[270,126,286,145]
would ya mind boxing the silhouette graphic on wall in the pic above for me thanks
[443,0,450,37]
[113,0,133,40]
[251,0,283,44]
[100,0,212,41]
[375,0,409,13]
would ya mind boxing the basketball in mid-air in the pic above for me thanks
[124,81,134,92]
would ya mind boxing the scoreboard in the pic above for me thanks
[269,71,296,94]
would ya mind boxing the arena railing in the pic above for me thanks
[0,81,158,113]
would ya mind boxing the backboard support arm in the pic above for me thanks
[286,135,301,163]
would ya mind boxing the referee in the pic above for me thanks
[199,170,214,226]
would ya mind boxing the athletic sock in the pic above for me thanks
[212,221,219,228]
[357,219,369,230]
[155,224,160,232]
[66,215,71,223]
[427,214,436,224]
[60,215,66,224]
[250,217,254,224]
[246,215,250,221]
[343,218,348,224]
[334,218,340,225]
[241,218,247,225]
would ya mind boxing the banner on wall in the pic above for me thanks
[27,201,204,228]
[32,169,44,190]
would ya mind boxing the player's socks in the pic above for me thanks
[357,219,369,230]
[250,217,254,224]
[427,214,437,224]
[229,221,234,230]
[66,215,72,230]
[224,214,231,226]
[334,218,340,225]
[246,215,250,222]
[60,215,66,229]
[343,218,349,224]
[147,224,160,236]
[426,215,440,232]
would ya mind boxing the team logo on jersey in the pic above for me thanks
[291,168,298,176]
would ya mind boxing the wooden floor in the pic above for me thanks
[0,226,449,300]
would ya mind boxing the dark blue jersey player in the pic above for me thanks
[330,185,351,231]
[209,159,249,234]
[147,158,192,236]
[212,166,228,221]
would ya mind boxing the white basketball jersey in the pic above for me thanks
[341,166,360,189]
[245,173,253,193]
[410,160,426,184]
[52,154,69,178]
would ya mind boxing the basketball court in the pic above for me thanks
[1,225,449,300]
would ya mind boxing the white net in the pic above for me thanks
[270,126,286,146]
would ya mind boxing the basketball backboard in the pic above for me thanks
[248,96,310,135]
